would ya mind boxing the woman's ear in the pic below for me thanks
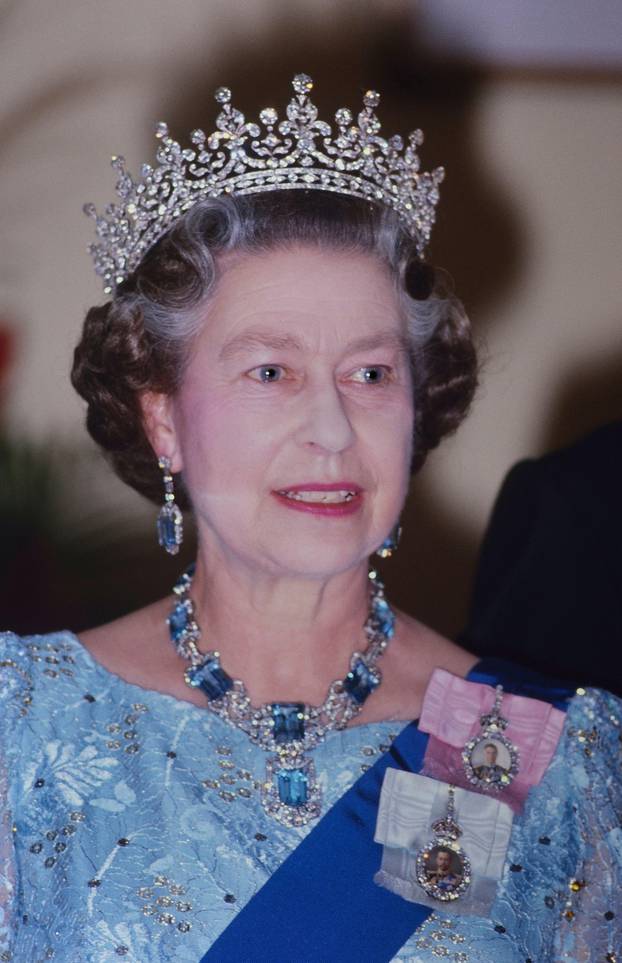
[140,391,183,473]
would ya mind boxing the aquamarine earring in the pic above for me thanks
[376,523,402,559]
[156,456,183,555]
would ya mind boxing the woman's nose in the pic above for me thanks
[295,380,355,454]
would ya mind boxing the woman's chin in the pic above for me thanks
[253,538,373,581]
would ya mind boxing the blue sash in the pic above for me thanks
[200,660,572,962]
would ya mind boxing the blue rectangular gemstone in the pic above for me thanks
[185,657,233,700]
[343,658,379,705]
[277,768,308,806]
[271,703,305,743]
[168,601,190,641]
[372,596,395,638]
[157,512,179,552]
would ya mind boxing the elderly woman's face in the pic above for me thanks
[162,244,414,578]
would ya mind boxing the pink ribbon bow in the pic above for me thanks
[419,668,565,811]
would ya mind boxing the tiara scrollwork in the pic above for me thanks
[84,73,444,294]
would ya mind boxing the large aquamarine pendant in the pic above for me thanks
[261,751,321,827]
[277,768,309,806]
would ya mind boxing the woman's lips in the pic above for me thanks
[272,483,363,516]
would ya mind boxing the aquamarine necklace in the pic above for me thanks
[167,566,395,827]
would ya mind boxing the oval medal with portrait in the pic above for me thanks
[416,841,472,902]
[462,685,519,791]
[416,784,472,902]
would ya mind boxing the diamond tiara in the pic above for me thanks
[84,73,445,294]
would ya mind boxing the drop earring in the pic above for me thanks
[156,455,183,555]
[376,523,402,559]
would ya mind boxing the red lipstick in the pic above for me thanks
[272,482,363,517]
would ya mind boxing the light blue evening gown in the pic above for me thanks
[1,630,620,962]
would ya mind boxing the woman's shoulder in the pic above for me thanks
[0,627,94,707]
[0,603,210,716]
[563,684,622,772]
[422,651,622,794]
[538,687,622,915]
[1,627,69,652]
[0,630,90,769]
[1,627,79,684]
[483,662,622,800]
[0,623,160,727]
[469,654,622,742]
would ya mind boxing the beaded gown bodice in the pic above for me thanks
[1,631,620,962]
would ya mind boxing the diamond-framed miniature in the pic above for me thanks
[416,841,472,902]
[463,732,519,791]
[416,783,472,902]
[462,684,520,791]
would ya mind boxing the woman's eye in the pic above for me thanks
[247,365,285,383]
[351,366,391,384]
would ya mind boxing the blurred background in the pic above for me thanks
[1,0,621,638]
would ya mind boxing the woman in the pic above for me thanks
[1,75,620,962]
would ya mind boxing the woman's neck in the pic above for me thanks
[188,552,373,705]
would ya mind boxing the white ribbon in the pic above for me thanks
[374,771,514,915]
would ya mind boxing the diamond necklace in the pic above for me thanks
[167,565,395,827]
